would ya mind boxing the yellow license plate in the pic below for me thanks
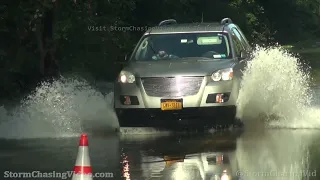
[161,100,182,111]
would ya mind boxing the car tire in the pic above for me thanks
[114,108,126,127]
[233,118,244,128]
[232,106,244,128]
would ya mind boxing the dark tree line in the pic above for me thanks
[1,0,319,99]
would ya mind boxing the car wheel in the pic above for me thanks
[114,108,126,127]
[114,108,123,119]
[233,118,244,128]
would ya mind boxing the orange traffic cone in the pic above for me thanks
[72,134,93,180]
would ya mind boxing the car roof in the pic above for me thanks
[146,22,233,34]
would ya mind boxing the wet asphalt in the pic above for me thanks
[1,128,320,180]
[0,84,319,180]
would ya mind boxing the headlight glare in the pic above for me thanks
[211,68,233,81]
[119,71,135,83]
[120,74,127,83]
[212,72,222,81]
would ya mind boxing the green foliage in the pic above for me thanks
[1,0,319,98]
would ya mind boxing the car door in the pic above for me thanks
[232,27,252,53]
[230,30,246,79]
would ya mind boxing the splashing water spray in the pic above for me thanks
[236,46,320,128]
[0,77,118,139]
[0,46,319,139]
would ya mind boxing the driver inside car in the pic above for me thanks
[151,41,178,60]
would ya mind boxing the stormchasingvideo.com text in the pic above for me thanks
[236,170,316,177]
[3,171,114,179]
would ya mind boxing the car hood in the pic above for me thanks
[126,59,235,77]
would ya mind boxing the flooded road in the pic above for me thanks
[0,129,319,180]
[0,47,319,179]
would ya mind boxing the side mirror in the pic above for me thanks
[239,51,248,60]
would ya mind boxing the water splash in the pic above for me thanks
[0,77,118,139]
[236,46,320,128]
[0,46,319,139]
[236,129,316,180]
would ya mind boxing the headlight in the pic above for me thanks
[118,71,135,83]
[220,170,230,180]
[211,68,233,81]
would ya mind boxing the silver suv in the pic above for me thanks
[113,18,251,129]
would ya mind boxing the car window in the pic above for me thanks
[133,32,233,61]
[236,27,251,48]
[232,28,250,51]
[231,33,244,57]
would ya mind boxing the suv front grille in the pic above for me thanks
[141,77,204,97]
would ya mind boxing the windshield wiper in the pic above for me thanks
[148,43,157,55]
[180,57,214,60]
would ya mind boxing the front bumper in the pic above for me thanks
[114,76,241,128]
[114,76,240,109]
[115,106,237,128]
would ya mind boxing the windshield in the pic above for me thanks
[133,32,232,61]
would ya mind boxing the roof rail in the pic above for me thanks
[220,18,232,25]
[158,19,177,26]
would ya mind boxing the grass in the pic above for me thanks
[311,69,320,85]
[281,39,320,85]
[281,39,320,67]
[281,38,320,55]
[294,47,320,54]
